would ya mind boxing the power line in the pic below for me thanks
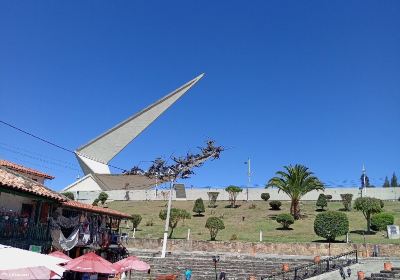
[0,119,126,172]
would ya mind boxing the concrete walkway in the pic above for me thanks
[308,258,400,280]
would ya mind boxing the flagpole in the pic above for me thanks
[363,164,367,197]
[247,158,251,201]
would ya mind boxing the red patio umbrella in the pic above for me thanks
[64,252,117,274]
[48,251,72,262]
[113,256,150,272]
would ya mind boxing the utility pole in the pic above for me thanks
[246,158,251,201]
[161,179,174,258]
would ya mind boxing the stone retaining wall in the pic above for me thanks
[126,238,400,257]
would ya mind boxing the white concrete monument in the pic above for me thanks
[63,74,204,193]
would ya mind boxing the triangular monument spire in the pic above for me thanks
[75,74,204,175]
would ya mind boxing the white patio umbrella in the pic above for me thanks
[0,244,66,279]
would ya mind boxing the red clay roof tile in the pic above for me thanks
[0,166,66,201]
[62,200,131,219]
[0,160,55,179]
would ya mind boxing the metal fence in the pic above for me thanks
[261,250,358,280]
[0,220,52,251]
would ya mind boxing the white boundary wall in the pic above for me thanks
[72,187,400,204]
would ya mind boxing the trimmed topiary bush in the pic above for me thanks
[371,213,394,231]
[340,194,353,211]
[276,213,295,229]
[130,214,142,230]
[261,193,270,202]
[316,194,328,210]
[269,200,282,210]
[98,192,109,204]
[325,194,333,200]
[193,198,205,216]
[314,211,349,241]
[205,217,225,241]
[92,198,100,206]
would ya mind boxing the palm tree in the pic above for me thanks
[267,164,324,219]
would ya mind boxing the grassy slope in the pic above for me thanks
[109,200,400,244]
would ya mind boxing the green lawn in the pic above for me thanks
[109,200,400,244]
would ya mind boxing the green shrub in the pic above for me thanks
[62,192,75,200]
[379,200,385,209]
[325,194,333,200]
[340,194,353,211]
[371,213,394,231]
[130,214,142,229]
[92,198,100,206]
[316,194,328,210]
[193,198,205,216]
[205,217,225,241]
[230,234,238,241]
[276,213,295,229]
[145,219,154,226]
[269,200,282,210]
[261,193,270,202]
[98,192,109,204]
[314,211,349,241]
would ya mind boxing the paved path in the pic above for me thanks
[308,258,400,280]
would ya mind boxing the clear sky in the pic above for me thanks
[0,1,399,191]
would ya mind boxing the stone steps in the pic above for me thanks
[127,250,312,279]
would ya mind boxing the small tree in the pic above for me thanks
[159,208,190,238]
[261,193,270,202]
[193,198,205,216]
[207,192,219,208]
[276,213,294,230]
[340,194,353,211]
[225,185,243,208]
[354,197,383,233]
[314,211,349,242]
[62,192,75,200]
[205,217,225,241]
[130,214,142,230]
[98,192,109,204]
[383,176,390,188]
[316,194,328,210]
[391,173,398,188]
[92,198,100,206]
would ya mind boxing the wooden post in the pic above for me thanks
[187,228,191,241]
[259,230,262,242]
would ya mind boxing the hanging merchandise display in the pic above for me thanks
[59,228,79,251]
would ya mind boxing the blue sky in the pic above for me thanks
[0,1,399,191]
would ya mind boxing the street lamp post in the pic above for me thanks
[161,178,174,258]
[212,255,220,280]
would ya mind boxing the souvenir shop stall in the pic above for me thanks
[49,201,130,263]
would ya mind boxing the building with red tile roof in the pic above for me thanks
[62,200,131,219]
[0,159,55,184]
